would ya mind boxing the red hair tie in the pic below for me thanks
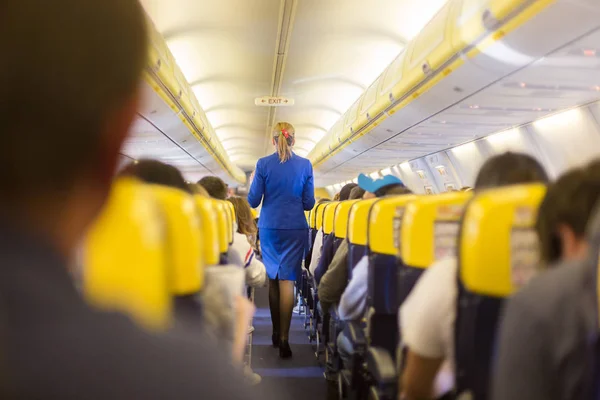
[281,129,290,139]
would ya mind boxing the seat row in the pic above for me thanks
[299,183,545,400]
[83,176,239,331]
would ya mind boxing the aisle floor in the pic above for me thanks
[251,287,332,399]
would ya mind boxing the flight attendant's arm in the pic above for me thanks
[302,161,316,211]
[247,160,264,209]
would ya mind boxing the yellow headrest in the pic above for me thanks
[460,183,546,297]
[251,208,258,219]
[401,191,473,269]
[316,202,328,230]
[212,200,229,254]
[83,177,170,331]
[335,200,360,239]
[368,195,417,255]
[223,200,234,245]
[149,185,204,295]
[348,198,378,246]
[323,202,340,235]
[305,210,310,224]
[194,195,220,266]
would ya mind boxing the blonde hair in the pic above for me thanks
[333,193,340,201]
[273,122,295,163]
[227,196,257,236]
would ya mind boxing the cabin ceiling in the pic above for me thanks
[139,0,450,172]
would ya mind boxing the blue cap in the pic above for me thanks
[357,173,404,194]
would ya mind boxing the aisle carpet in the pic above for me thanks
[251,287,332,399]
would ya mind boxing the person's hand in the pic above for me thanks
[249,170,255,184]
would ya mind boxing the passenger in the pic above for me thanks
[333,192,341,201]
[460,186,473,192]
[198,176,228,200]
[247,121,315,359]
[349,186,366,200]
[535,167,600,265]
[120,159,192,193]
[308,197,332,277]
[327,174,411,371]
[492,161,600,400]
[399,152,549,400]
[227,196,267,288]
[310,183,357,279]
[0,0,275,398]
[190,183,210,197]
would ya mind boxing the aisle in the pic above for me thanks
[251,287,331,399]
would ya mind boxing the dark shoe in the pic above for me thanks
[279,340,292,359]
[272,332,280,348]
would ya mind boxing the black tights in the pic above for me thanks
[269,277,295,341]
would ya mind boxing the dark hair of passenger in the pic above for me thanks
[120,159,190,193]
[374,184,412,198]
[339,183,358,201]
[317,197,331,204]
[198,176,228,200]
[349,186,366,200]
[536,163,600,265]
[474,152,549,190]
[0,0,147,201]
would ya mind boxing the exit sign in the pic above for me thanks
[255,96,294,106]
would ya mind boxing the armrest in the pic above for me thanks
[366,346,396,384]
[343,320,366,349]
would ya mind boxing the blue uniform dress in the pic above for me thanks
[248,152,315,281]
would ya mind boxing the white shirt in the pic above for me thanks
[309,229,324,276]
[399,257,457,392]
[338,255,369,320]
[230,232,267,288]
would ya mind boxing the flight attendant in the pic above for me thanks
[248,122,315,358]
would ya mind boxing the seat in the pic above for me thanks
[83,177,171,331]
[368,190,473,399]
[225,200,236,246]
[455,183,546,400]
[212,200,230,264]
[148,185,204,320]
[347,198,378,278]
[333,200,359,250]
[341,194,416,397]
[194,195,221,266]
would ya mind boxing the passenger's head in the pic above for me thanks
[316,197,331,205]
[227,196,257,236]
[272,122,296,163]
[460,186,473,192]
[198,176,228,200]
[349,186,366,200]
[333,193,341,201]
[339,183,358,201]
[120,160,190,193]
[189,184,209,197]
[0,0,147,252]
[357,173,410,199]
[474,152,548,190]
[536,164,600,265]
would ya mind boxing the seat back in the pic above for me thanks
[316,202,328,231]
[334,200,360,248]
[225,201,236,245]
[455,183,546,400]
[212,200,230,262]
[400,191,472,305]
[347,198,378,276]
[83,177,170,331]
[367,195,416,353]
[149,185,204,296]
[323,201,340,237]
[194,195,220,266]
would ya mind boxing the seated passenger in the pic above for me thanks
[198,175,228,200]
[349,186,366,200]
[399,152,549,400]
[227,196,267,288]
[311,183,357,282]
[0,0,275,397]
[190,183,210,197]
[328,174,411,370]
[491,161,600,400]
[535,166,599,265]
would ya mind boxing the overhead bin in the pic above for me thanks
[144,16,246,184]
[308,0,599,175]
